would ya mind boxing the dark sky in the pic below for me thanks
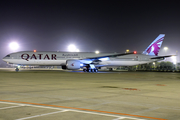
[0,0,180,66]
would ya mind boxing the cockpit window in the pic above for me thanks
[6,55,10,57]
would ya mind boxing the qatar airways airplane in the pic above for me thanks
[2,34,172,72]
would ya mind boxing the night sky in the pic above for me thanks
[0,0,180,66]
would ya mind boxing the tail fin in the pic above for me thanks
[142,34,165,56]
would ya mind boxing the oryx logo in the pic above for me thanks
[71,63,74,66]
[146,37,164,56]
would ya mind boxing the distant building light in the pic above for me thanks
[164,47,168,51]
[126,49,129,53]
[34,50,37,52]
[95,51,99,54]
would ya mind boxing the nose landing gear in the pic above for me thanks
[15,67,19,72]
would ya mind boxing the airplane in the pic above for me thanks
[2,34,173,72]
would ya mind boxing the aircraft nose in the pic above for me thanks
[2,57,7,61]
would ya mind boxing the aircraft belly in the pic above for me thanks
[108,61,139,66]
[5,59,66,66]
[100,61,149,66]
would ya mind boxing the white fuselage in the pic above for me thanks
[3,51,159,67]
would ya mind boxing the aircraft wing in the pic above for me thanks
[82,52,135,60]
[151,55,175,59]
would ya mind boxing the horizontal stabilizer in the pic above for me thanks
[151,55,175,59]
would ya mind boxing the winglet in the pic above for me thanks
[143,34,165,56]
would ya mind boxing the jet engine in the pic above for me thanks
[66,60,81,70]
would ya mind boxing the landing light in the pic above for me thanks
[99,57,109,61]
[34,50,37,52]
[134,51,137,54]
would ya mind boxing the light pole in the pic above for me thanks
[176,50,178,63]
[68,44,80,52]
[9,42,19,52]
[153,62,155,70]
[164,47,168,54]
[76,49,80,52]
[164,47,168,61]
[171,56,177,70]
[176,51,178,70]
[68,44,76,52]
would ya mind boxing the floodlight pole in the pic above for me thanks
[176,51,178,70]
[164,47,168,61]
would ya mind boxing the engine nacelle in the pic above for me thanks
[66,60,81,70]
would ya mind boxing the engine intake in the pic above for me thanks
[66,60,81,70]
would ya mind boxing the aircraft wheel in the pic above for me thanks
[94,69,98,72]
[15,68,19,72]
[109,68,113,71]
[83,69,86,72]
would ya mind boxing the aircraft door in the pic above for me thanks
[137,55,141,62]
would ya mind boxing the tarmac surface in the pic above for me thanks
[0,68,180,120]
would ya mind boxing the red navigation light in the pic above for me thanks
[134,51,137,54]
[34,50,37,52]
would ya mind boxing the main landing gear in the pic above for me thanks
[83,68,98,73]
[83,64,98,73]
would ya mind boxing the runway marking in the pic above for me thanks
[113,117,145,120]
[68,109,143,120]
[0,101,142,120]
[16,110,68,120]
[0,99,167,120]
[0,105,23,110]
[133,107,160,115]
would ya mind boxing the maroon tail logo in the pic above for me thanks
[146,37,164,56]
